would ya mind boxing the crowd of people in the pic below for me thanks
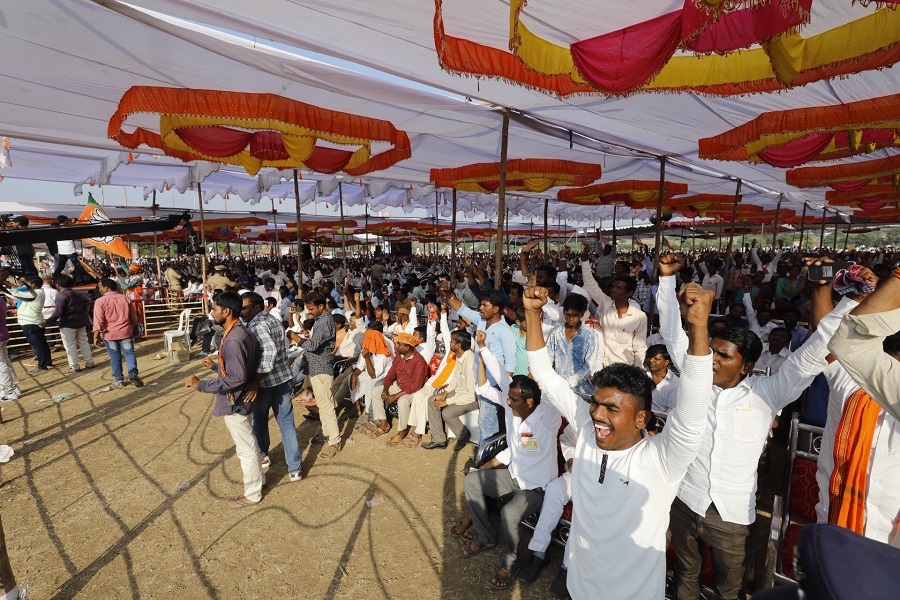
[3,220,900,599]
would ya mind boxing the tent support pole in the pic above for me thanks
[819,205,828,249]
[197,182,207,313]
[843,223,851,251]
[771,193,783,249]
[798,203,808,250]
[833,214,840,250]
[451,189,458,287]
[151,190,162,292]
[651,156,666,279]
[543,198,549,255]
[611,204,618,247]
[271,197,282,272]
[293,170,303,291]
[723,179,742,311]
[339,181,348,273]
[495,108,509,290]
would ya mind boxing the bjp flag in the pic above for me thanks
[76,193,132,259]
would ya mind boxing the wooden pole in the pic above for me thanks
[543,198,549,255]
[724,179,742,294]
[151,190,162,289]
[819,205,828,249]
[798,202,808,250]
[293,169,303,291]
[338,180,348,273]
[197,181,208,313]
[271,197,282,271]
[451,188,458,286]
[651,156,667,279]
[494,108,510,290]
[505,206,510,258]
[843,222,851,250]
[833,213,840,249]
[771,193,783,249]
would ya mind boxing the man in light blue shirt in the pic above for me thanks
[546,294,600,397]
[443,286,517,443]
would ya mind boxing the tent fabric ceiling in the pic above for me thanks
[0,0,898,226]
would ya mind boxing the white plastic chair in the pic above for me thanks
[163,308,192,359]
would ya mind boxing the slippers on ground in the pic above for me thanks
[458,539,496,559]
[226,496,260,509]
[489,563,519,590]
[450,514,474,538]
[386,433,406,447]
[368,422,391,439]
[401,436,421,449]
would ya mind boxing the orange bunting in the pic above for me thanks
[557,180,687,205]
[432,158,601,194]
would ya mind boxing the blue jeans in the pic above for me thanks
[252,379,302,474]
[476,394,503,446]
[104,337,139,382]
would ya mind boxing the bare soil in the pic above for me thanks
[0,339,569,599]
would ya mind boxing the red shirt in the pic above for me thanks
[93,291,139,340]
[383,350,429,395]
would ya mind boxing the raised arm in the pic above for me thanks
[580,244,612,310]
[656,285,714,481]
[657,253,689,370]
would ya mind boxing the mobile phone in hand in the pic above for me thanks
[807,262,854,281]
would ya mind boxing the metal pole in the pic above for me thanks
[494,108,510,290]
[543,198,549,255]
[338,180,348,272]
[611,203,618,247]
[451,189,458,286]
[197,181,208,313]
[771,193,783,249]
[293,169,303,291]
[798,202,808,250]
[819,205,828,249]
[651,156,666,279]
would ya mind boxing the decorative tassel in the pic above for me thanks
[0,137,10,169]
[128,152,135,162]
[848,130,863,153]
[165,183,170,191]
[893,173,900,191]
[864,142,876,154]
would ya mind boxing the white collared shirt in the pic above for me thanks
[478,346,560,492]
[659,274,856,524]
[650,369,680,414]
[580,261,648,367]
[755,345,792,375]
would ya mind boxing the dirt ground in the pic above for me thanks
[0,338,577,600]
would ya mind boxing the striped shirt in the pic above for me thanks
[301,312,336,377]
[246,311,293,388]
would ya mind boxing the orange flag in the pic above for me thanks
[76,193,132,259]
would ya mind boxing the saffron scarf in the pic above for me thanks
[217,319,237,405]
[363,329,391,356]
[828,388,880,534]
[431,352,457,389]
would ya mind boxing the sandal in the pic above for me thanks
[450,514,473,538]
[226,496,260,509]
[353,420,374,433]
[458,538,496,559]
[386,432,407,447]
[311,433,327,444]
[368,421,391,438]
[401,435,421,449]
[489,562,519,590]
[319,444,340,459]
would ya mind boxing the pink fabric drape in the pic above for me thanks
[249,130,289,161]
[682,0,812,54]
[856,196,888,211]
[304,146,353,174]
[759,133,833,167]
[829,180,872,192]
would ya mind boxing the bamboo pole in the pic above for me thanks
[293,169,303,291]
[271,197,282,271]
[611,203,618,247]
[819,205,828,249]
[494,108,510,290]
[151,190,162,289]
[197,181,207,313]
[338,180,348,273]
[771,193,783,249]
[798,202,808,250]
[651,156,667,279]
[543,198,549,255]
[833,213,840,250]
[724,179,742,302]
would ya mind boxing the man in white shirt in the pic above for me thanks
[522,283,714,600]
[657,253,857,600]
[580,252,648,367]
[697,258,725,310]
[754,327,792,375]
[743,290,778,343]
[458,334,560,591]
[644,344,680,414]
[52,216,87,282]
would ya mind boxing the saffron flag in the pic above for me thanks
[76,193,132,259]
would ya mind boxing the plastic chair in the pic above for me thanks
[163,308,192,359]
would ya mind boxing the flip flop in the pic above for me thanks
[368,422,391,439]
[401,435,421,449]
[489,562,519,590]
[450,515,473,538]
[459,539,496,559]
[226,496,260,509]
[386,433,406,447]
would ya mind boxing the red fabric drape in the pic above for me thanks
[249,130,289,161]
[857,197,888,211]
[830,180,872,192]
[759,133,833,167]
[176,126,252,157]
[571,11,683,93]
[683,0,811,53]
[304,146,353,174]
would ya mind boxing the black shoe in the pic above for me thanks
[517,553,548,584]
[454,429,471,451]
[422,441,448,450]
[131,376,145,388]
[549,567,569,599]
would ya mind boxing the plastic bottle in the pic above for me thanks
[52,393,68,401]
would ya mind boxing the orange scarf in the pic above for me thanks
[828,388,881,534]
[431,352,457,388]
[218,319,237,375]
[363,329,391,356]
